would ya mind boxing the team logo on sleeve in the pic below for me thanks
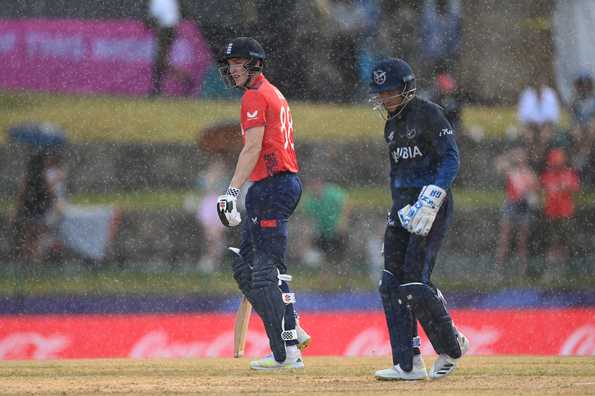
[387,130,395,143]
[247,110,259,119]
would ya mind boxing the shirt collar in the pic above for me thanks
[248,73,266,89]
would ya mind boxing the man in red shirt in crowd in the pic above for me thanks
[540,148,580,264]
[216,37,308,370]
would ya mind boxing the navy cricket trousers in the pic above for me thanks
[239,172,302,275]
[384,187,454,285]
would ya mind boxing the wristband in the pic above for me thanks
[226,186,241,198]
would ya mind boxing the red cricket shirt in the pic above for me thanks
[540,167,580,219]
[240,74,299,182]
[505,167,537,202]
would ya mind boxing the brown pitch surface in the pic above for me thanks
[0,356,594,395]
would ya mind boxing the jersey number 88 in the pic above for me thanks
[279,105,295,151]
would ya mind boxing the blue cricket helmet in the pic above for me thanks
[369,58,416,94]
[218,37,266,88]
[219,37,266,63]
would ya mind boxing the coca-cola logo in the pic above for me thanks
[343,328,391,357]
[0,332,69,360]
[456,325,501,355]
[343,325,501,356]
[129,330,269,358]
[560,325,595,356]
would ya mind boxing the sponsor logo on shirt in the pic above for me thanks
[391,145,423,163]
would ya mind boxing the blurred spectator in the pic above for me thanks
[13,146,121,263]
[300,177,351,268]
[517,79,560,171]
[318,0,377,102]
[251,1,303,98]
[376,1,418,64]
[9,122,122,264]
[145,0,194,97]
[11,147,65,264]
[494,146,539,275]
[431,70,463,130]
[195,160,229,273]
[570,71,595,129]
[568,72,595,184]
[420,0,461,76]
[518,81,560,126]
[539,148,580,267]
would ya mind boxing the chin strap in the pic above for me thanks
[241,72,262,90]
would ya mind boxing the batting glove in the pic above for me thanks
[397,204,413,229]
[398,185,446,236]
[217,186,241,227]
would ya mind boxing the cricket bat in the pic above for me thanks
[233,295,252,358]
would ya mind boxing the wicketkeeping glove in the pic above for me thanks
[217,187,242,227]
[397,184,446,236]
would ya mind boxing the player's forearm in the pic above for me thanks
[230,145,261,189]
[435,145,460,190]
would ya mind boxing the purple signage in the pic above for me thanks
[0,19,212,96]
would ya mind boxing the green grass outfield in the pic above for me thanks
[2,187,595,213]
[2,260,594,296]
[0,264,381,296]
[6,187,498,212]
[1,90,570,143]
[0,356,593,395]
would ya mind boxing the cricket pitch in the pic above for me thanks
[0,356,594,395]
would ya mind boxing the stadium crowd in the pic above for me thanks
[1,0,593,284]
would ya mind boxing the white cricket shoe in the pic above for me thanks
[296,323,311,351]
[250,347,304,371]
[429,330,469,379]
[375,354,428,381]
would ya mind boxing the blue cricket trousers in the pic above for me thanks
[239,172,302,274]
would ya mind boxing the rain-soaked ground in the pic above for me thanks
[0,356,594,396]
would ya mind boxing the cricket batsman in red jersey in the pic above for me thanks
[216,37,310,370]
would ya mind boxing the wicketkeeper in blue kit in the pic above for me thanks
[369,58,469,380]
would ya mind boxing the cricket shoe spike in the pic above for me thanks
[375,354,428,381]
[429,329,469,379]
[250,346,304,371]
